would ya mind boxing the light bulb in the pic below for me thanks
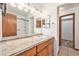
[10,4,16,7]
[34,13,36,16]
[17,3,26,10]
[30,10,33,14]
[18,6,23,10]
[24,9,28,12]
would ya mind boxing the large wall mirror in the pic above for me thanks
[2,3,35,38]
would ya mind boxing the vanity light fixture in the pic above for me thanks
[18,6,23,10]
[10,3,43,17]
[34,13,36,16]
[10,3,17,7]
[17,4,24,10]
[30,10,33,14]
[29,7,36,14]
[24,9,28,12]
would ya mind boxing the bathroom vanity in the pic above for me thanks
[16,37,54,56]
[0,35,54,56]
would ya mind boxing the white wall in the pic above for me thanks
[75,12,79,49]
[41,3,63,55]
[59,6,79,49]
[62,20,73,41]
[0,9,2,41]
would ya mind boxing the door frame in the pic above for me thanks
[59,13,75,48]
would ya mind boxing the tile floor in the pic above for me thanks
[58,39,79,56]
[62,39,73,48]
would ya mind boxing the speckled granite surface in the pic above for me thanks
[0,35,54,56]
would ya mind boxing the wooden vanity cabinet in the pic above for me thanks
[48,39,54,56]
[37,40,49,53]
[37,38,54,56]
[3,13,17,37]
[16,47,36,56]
[17,37,54,56]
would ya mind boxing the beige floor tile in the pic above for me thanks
[58,46,79,56]
[58,40,79,56]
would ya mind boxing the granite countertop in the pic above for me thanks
[0,34,54,56]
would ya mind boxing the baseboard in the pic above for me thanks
[74,48,79,51]
[57,46,61,56]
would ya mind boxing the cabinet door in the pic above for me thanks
[48,43,54,56]
[16,47,36,56]
[3,13,17,37]
[37,40,49,53]
[48,39,54,56]
[37,47,49,56]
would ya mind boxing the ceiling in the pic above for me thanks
[59,3,79,11]
[29,3,45,12]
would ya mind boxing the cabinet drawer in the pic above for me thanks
[37,47,48,56]
[37,40,49,53]
[48,43,54,56]
[17,47,36,56]
[48,38,54,56]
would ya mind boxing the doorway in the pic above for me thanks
[59,13,75,49]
